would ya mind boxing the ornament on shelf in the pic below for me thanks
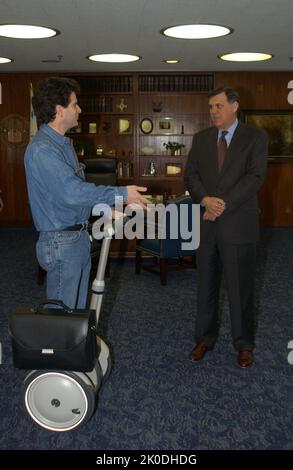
[116,98,128,111]
[152,101,162,112]
[148,161,156,176]
[141,145,154,155]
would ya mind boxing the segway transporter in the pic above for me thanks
[19,210,115,431]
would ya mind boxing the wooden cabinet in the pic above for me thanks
[136,74,213,196]
[65,74,135,184]
[64,72,214,197]
[137,92,211,195]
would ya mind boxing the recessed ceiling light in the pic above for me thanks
[0,24,58,39]
[164,59,180,64]
[0,57,13,64]
[87,53,141,63]
[219,52,273,62]
[162,24,232,39]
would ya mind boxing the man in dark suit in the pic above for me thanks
[184,86,268,368]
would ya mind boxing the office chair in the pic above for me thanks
[83,157,117,186]
[135,195,197,285]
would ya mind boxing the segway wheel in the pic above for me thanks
[102,351,112,384]
[97,338,112,383]
[23,370,96,432]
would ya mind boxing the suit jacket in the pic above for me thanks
[184,122,268,244]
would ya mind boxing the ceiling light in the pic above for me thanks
[219,52,272,62]
[164,59,180,64]
[0,24,58,39]
[0,57,13,64]
[162,24,231,39]
[88,53,140,63]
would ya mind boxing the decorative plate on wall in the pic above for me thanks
[118,118,132,134]
[140,118,153,134]
[140,145,155,155]
[0,114,29,147]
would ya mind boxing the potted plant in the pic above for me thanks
[163,141,185,156]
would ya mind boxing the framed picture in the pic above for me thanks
[140,118,153,134]
[243,110,293,157]
[88,122,97,134]
[118,118,132,135]
[156,117,175,135]
[165,163,183,177]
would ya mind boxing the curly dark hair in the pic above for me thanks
[32,77,80,124]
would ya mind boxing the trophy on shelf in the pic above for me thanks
[152,101,162,112]
[96,145,104,156]
[148,161,156,176]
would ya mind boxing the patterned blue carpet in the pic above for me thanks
[0,227,293,450]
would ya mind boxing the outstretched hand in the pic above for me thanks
[126,186,149,209]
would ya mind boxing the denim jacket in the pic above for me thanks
[24,124,127,231]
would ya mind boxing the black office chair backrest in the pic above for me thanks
[83,157,116,186]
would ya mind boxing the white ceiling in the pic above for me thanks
[0,0,293,73]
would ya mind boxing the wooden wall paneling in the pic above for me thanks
[0,75,13,223]
[1,71,293,227]
[259,162,293,226]
[215,71,293,109]
[0,74,32,223]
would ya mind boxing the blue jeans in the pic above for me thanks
[36,230,91,309]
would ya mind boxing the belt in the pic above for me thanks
[62,222,88,231]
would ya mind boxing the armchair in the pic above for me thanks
[135,195,197,285]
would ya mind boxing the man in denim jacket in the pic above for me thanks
[25,77,147,309]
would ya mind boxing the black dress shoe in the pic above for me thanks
[188,341,212,362]
[238,350,254,368]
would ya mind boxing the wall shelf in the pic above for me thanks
[62,73,212,196]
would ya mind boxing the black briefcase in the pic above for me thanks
[8,300,98,372]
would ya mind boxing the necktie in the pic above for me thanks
[218,130,228,172]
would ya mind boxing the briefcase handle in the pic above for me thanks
[34,300,73,314]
